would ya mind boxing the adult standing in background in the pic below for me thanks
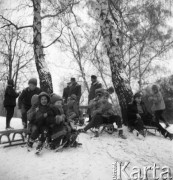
[3,79,20,130]
[69,78,81,104]
[18,78,42,128]
[63,82,71,104]
[88,75,102,122]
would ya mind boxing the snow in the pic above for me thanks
[0,116,173,180]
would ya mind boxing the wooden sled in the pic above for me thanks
[0,129,28,148]
[143,125,159,136]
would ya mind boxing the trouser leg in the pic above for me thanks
[155,110,169,126]
[5,107,14,128]
[21,106,30,128]
[84,114,103,132]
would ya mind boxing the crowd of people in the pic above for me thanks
[3,75,173,153]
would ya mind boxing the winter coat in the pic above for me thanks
[3,86,19,107]
[18,87,42,109]
[89,97,115,118]
[69,82,81,102]
[63,86,70,104]
[127,101,151,124]
[88,81,102,102]
[150,92,165,111]
[66,99,79,118]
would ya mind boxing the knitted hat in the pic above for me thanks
[107,87,114,94]
[50,94,63,104]
[8,79,14,86]
[38,92,50,103]
[28,78,37,86]
[31,94,39,106]
[71,78,76,82]
[91,75,97,80]
[134,92,142,99]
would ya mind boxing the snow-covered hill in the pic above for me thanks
[0,116,173,180]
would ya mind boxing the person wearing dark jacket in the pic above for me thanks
[18,78,42,128]
[88,75,102,122]
[27,92,54,153]
[127,92,173,140]
[88,75,102,102]
[3,79,19,129]
[62,82,71,104]
[69,78,81,103]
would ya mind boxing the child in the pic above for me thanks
[49,94,81,149]
[66,94,79,121]
[27,92,54,154]
[79,88,126,139]
[149,85,169,128]
[3,79,19,129]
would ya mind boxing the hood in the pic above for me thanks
[38,92,50,104]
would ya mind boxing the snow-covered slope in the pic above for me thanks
[0,116,173,180]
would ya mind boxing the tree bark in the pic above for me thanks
[32,0,53,94]
[98,0,133,125]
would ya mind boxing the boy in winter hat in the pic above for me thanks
[49,93,81,149]
[18,78,41,128]
[79,88,126,139]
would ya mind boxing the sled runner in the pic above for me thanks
[0,129,28,148]
[143,125,159,136]
[90,124,115,135]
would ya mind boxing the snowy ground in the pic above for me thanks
[0,116,173,180]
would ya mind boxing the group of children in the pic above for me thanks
[27,92,82,154]
[3,77,173,155]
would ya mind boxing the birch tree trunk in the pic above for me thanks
[32,0,53,94]
[97,0,133,125]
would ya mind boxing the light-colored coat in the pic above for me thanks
[150,91,165,111]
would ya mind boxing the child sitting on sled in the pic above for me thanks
[27,92,55,153]
[66,94,84,126]
[49,94,81,150]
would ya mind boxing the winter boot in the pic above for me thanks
[94,129,99,137]
[139,130,145,137]
[36,141,44,155]
[165,132,173,140]
[27,139,34,152]
[118,129,126,139]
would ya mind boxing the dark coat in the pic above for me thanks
[63,86,70,104]
[69,82,81,102]
[18,87,42,109]
[4,86,19,107]
[88,81,102,102]
[127,100,151,124]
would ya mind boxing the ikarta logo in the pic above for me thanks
[112,162,172,180]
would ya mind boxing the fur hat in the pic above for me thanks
[8,79,14,86]
[38,92,50,103]
[31,94,39,106]
[28,78,37,86]
[51,94,63,104]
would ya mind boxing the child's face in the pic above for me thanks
[40,96,48,106]
[55,100,62,106]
